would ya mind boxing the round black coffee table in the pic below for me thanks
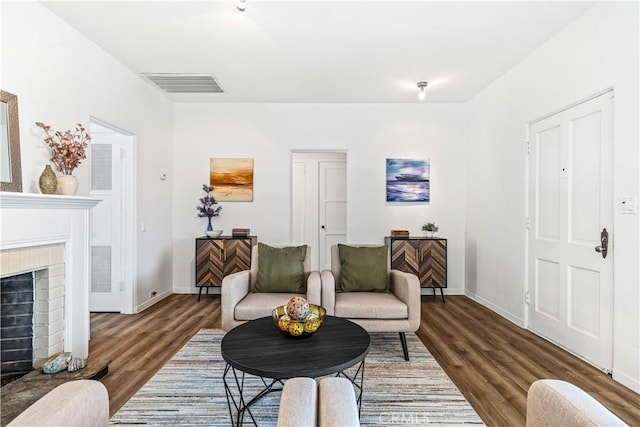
[221,315,370,426]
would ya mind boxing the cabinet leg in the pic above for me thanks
[197,287,203,302]
[440,287,445,303]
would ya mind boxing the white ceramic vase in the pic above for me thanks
[57,175,79,196]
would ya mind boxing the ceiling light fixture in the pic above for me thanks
[417,81,428,101]
[237,0,246,12]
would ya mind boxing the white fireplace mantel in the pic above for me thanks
[0,192,101,210]
[1,191,101,359]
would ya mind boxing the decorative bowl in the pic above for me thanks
[272,304,326,337]
[205,230,223,238]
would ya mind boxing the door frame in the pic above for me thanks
[290,150,348,270]
[523,88,614,371]
[89,117,137,314]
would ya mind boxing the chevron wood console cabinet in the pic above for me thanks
[195,236,257,301]
[384,236,447,302]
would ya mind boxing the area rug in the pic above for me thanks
[111,329,483,426]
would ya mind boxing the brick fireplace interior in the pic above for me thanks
[0,244,66,385]
[1,272,34,386]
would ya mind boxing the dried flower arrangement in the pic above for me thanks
[197,184,222,231]
[35,122,90,175]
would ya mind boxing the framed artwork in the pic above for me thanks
[386,158,430,202]
[210,158,254,202]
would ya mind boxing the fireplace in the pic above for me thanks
[1,272,34,385]
[1,242,67,379]
[0,192,100,364]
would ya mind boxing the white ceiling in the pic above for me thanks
[43,1,595,103]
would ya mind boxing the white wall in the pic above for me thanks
[172,103,467,294]
[1,1,175,311]
[465,2,639,391]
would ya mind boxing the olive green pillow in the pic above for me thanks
[338,244,388,292]
[254,243,307,293]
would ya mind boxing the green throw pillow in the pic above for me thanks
[254,243,307,293]
[338,244,388,292]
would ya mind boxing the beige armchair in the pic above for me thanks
[321,244,420,360]
[526,379,627,426]
[221,244,321,331]
[7,380,109,426]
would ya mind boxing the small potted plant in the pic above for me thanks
[422,222,439,238]
[197,184,222,237]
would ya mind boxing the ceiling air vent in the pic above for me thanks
[141,73,224,93]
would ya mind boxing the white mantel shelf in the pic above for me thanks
[0,192,101,209]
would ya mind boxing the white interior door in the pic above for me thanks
[291,152,347,270]
[528,92,613,371]
[319,161,346,271]
[89,132,124,312]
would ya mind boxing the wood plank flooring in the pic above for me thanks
[89,294,640,426]
[88,294,220,415]
[417,296,639,426]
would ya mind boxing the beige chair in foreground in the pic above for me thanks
[7,380,109,426]
[321,244,420,360]
[221,243,321,331]
[526,379,627,426]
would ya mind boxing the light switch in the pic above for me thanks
[619,196,637,214]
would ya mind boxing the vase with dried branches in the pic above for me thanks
[35,122,90,195]
[197,184,222,233]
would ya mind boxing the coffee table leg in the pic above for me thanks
[223,363,284,426]
[337,359,366,417]
[224,364,258,426]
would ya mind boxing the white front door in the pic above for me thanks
[291,152,347,270]
[528,92,614,371]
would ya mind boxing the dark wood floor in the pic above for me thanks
[89,294,640,426]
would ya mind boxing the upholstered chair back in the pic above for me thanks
[250,244,312,290]
[330,244,391,290]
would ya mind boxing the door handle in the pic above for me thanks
[321,225,325,229]
[594,228,608,259]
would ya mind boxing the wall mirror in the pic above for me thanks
[1,90,22,192]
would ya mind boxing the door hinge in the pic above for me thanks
[525,291,530,305]
[524,216,530,229]
[525,141,531,155]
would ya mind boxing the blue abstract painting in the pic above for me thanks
[386,158,430,202]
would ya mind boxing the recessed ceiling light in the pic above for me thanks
[237,0,246,12]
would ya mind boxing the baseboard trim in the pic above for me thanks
[420,287,465,296]
[173,286,221,295]
[612,369,640,393]
[136,289,172,312]
[173,286,199,294]
[464,290,525,327]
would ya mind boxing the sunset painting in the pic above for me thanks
[210,158,254,202]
